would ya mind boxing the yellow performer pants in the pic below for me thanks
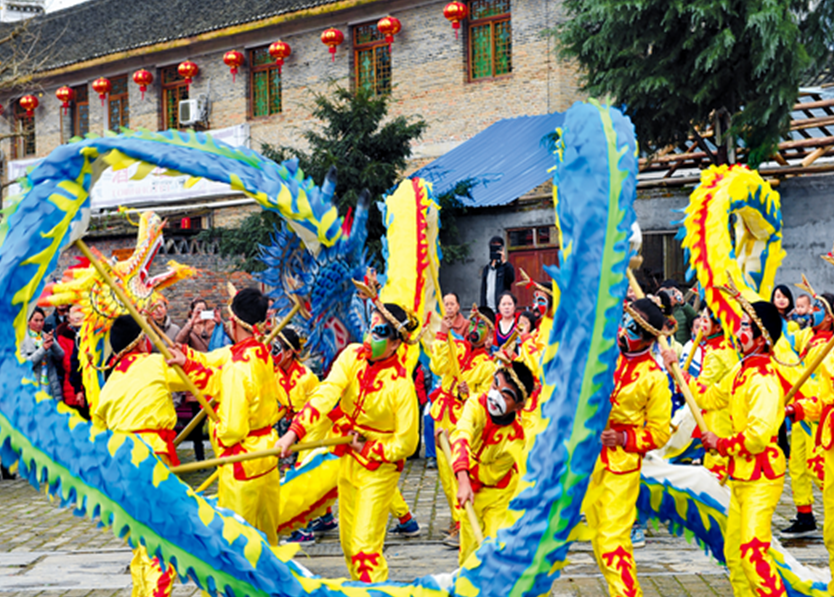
[790,422,820,509]
[390,488,410,519]
[130,545,174,597]
[725,477,786,597]
[824,449,834,594]
[436,433,460,524]
[218,465,281,546]
[584,463,642,597]
[459,480,516,565]
[338,455,401,582]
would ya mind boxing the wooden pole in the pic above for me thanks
[194,470,219,493]
[438,431,484,545]
[626,268,708,434]
[169,436,353,475]
[682,329,703,374]
[783,333,834,404]
[262,301,301,347]
[74,239,219,422]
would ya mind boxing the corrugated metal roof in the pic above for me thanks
[412,112,564,207]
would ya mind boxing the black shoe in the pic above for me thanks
[781,512,817,538]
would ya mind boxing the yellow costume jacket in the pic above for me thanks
[429,332,496,426]
[602,351,671,474]
[688,333,739,438]
[791,329,832,423]
[277,359,319,420]
[212,337,285,480]
[93,351,216,465]
[697,354,786,481]
[450,394,525,491]
[290,344,418,471]
[518,331,542,381]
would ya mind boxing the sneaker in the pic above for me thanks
[630,525,646,549]
[309,512,338,535]
[781,513,817,538]
[391,518,421,537]
[280,529,315,546]
[426,457,437,470]
[443,525,460,548]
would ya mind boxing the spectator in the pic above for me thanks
[479,236,515,311]
[44,303,69,333]
[658,280,697,344]
[443,293,468,337]
[494,291,518,348]
[55,305,88,419]
[21,307,64,399]
[791,294,812,329]
[149,296,181,351]
[517,310,538,339]
[771,284,794,321]
[176,299,215,352]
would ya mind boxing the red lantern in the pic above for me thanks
[133,69,153,101]
[268,41,291,75]
[377,16,401,51]
[321,28,344,62]
[180,217,192,230]
[443,2,468,39]
[223,50,244,83]
[178,60,199,91]
[19,94,38,117]
[92,77,111,106]
[55,86,75,116]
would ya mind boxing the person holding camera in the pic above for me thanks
[176,298,216,352]
[21,306,65,399]
[480,236,515,312]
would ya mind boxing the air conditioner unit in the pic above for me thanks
[178,95,208,126]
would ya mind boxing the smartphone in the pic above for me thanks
[200,310,214,320]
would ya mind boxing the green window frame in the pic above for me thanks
[250,47,282,118]
[353,22,391,96]
[468,0,512,81]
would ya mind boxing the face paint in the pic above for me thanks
[468,319,488,345]
[618,314,645,353]
[363,332,391,360]
[738,320,755,353]
[811,299,827,329]
[534,292,549,317]
[486,388,507,417]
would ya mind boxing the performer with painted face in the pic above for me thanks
[430,305,497,544]
[686,308,739,480]
[452,360,534,564]
[275,302,419,582]
[94,315,216,597]
[585,298,672,597]
[677,290,787,597]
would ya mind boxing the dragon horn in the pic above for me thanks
[822,242,834,268]
[795,273,817,298]
[226,281,238,299]
[515,267,553,296]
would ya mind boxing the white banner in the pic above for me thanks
[7,124,250,209]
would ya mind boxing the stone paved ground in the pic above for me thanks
[0,443,829,596]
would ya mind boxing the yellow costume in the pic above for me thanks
[277,358,319,418]
[430,332,496,523]
[584,351,671,597]
[211,337,285,546]
[450,394,525,564]
[687,333,739,478]
[696,354,787,597]
[94,351,215,597]
[290,344,418,582]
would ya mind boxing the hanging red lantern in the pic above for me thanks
[268,41,291,75]
[321,28,344,62]
[92,77,111,106]
[133,69,153,101]
[178,60,199,91]
[377,16,401,51]
[443,2,468,39]
[180,217,192,230]
[55,86,75,116]
[19,94,38,117]
[223,50,244,83]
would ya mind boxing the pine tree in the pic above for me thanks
[554,0,833,166]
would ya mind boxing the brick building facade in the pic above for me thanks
[1,0,580,314]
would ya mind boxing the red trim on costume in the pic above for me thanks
[218,426,276,480]
[276,485,339,534]
[351,551,382,583]
[136,428,181,466]
[818,404,834,450]
[230,337,270,364]
[600,546,638,597]
[739,537,785,596]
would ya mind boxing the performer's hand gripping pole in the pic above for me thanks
[626,266,708,435]
[74,239,219,423]
[169,436,353,474]
[784,334,834,404]
[438,431,484,545]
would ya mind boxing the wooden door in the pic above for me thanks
[508,248,559,309]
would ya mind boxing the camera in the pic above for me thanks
[489,244,502,262]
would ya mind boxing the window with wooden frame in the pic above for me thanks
[641,231,687,285]
[71,84,89,138]
[468,0,512,81]
[506,225,559,308]
[250,46,282,118]
[108,75,129,131]
[353,22,391,96]
[12,100,35,158]
[161,66,189,130]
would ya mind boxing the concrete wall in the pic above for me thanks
[439,203,554,307]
